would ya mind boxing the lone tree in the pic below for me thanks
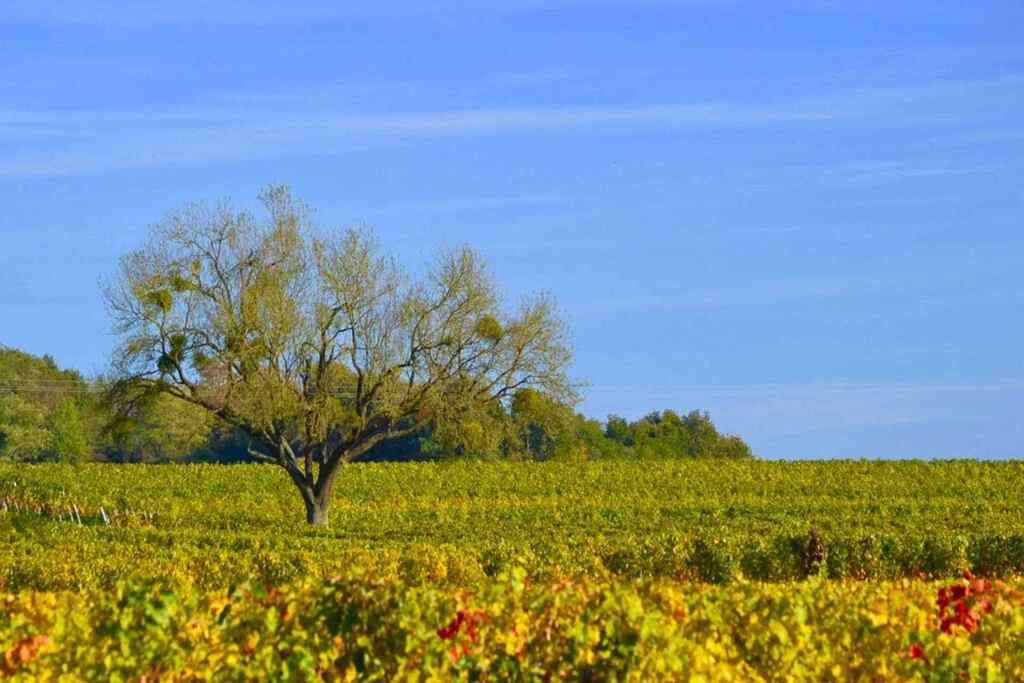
[103,186,576,524]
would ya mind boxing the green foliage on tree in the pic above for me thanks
[4,186,756,476]
[0,346,98,462]
[0,345,218,463]
[103,186,579,524]
[418,398,752,462]
[106,393,214,462]
[0,393,50,460]
[46,398,90,463]
[2,344,754,465]
[602,410,752,459]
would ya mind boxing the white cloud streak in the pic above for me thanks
[0,0,927,27]
[0,102,828,178]
[0,74,1019,178]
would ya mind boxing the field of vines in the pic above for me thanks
[3,460,1024,680]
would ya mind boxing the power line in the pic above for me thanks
[0,389,100,395]
[0,383,98,388]
[0,383,358,396]
[0,389,98,394]
[0,380,99,389]
[0,377,94,383]
[0,379,102,394]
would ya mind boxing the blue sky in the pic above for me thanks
[1,1,1022,458]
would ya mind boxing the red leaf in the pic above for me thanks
[1,635,49,676]
[437,611,467,640]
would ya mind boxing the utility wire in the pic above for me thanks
[0,377,94,382]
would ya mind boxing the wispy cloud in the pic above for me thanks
[576,274,895,315]
[745,158,1007,191]
[590,378,1024,401]
[1,74,1019,178]
[0,1,747,27]
[0,102,829,178]
[0,0,985,27]
[0,1,393,26]
[0,101,827,136]
[574,234,1023,316]
[359,194,571,216]
[828,160,1002,188]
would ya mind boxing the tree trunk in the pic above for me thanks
[288,449,345,526]
[303,459,342,526]
[305,498,330,526]
[291,474,330,526]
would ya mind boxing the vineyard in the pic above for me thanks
[3,460,1024,680]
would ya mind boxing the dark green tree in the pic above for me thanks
[46,398,90,462]
[0,346,101,462]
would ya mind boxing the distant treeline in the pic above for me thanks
[0,345,752,463]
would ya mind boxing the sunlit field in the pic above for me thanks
[3,460,1024,680]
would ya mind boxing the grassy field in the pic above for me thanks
[2,460,1024,680]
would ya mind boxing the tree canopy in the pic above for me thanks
[103,186,578,523]
[600,410,752,460]
[0,346,93,462]
[0,344,753,466]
